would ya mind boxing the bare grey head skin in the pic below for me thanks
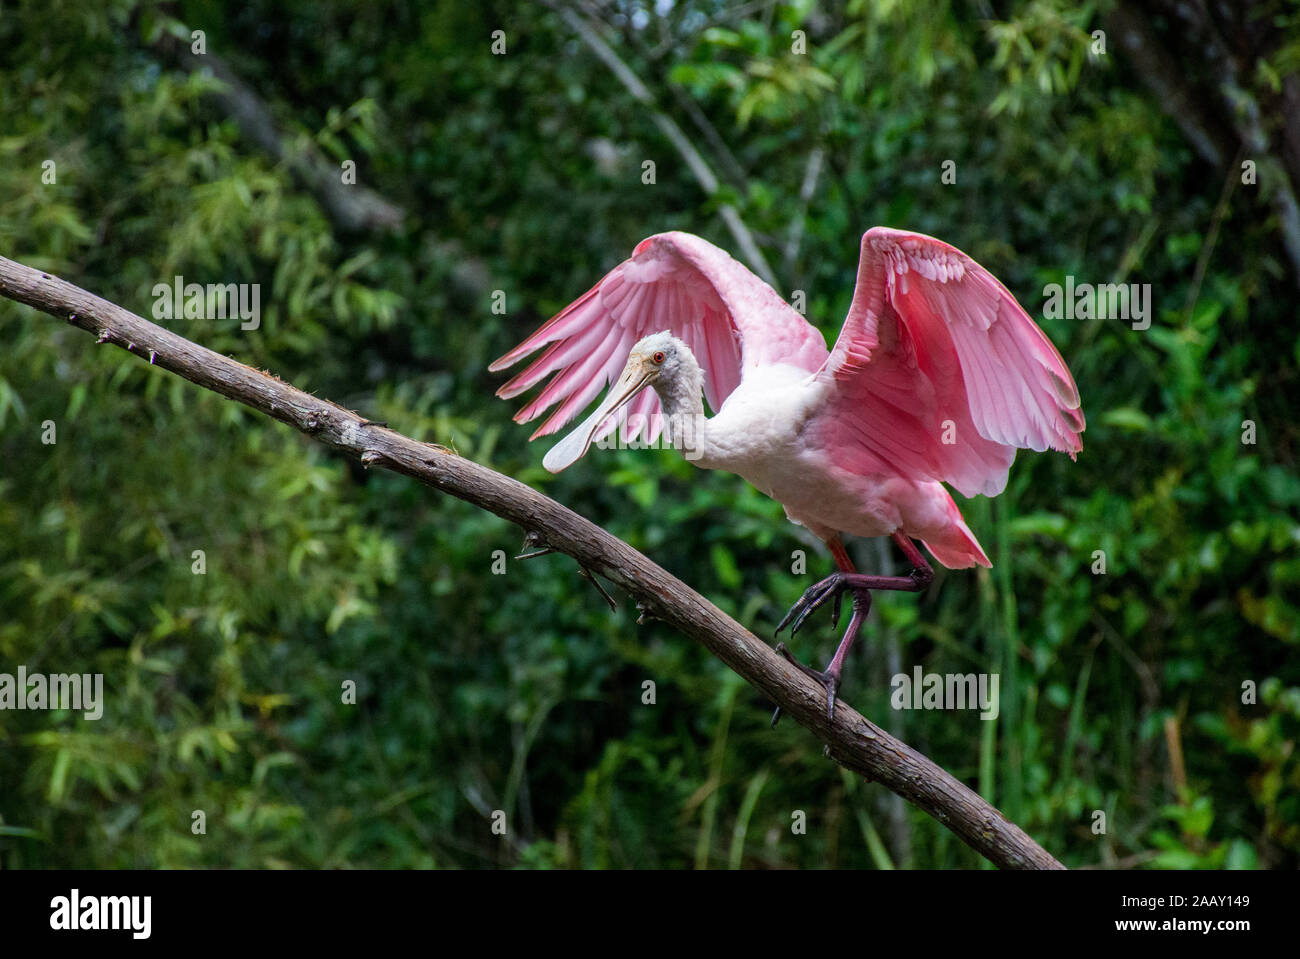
[543,331,706,473]
[632,331,704,419]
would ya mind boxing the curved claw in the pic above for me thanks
[793,577,841,633]
[776,573,846,636]
[770,571,868,726]
[772,641,842,721]
[775,603,798,635]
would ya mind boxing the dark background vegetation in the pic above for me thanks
[1,0,1297,869]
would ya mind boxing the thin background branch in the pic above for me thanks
[549,2,780,288]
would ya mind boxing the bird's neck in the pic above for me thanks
[653,366,709,461]
[654,372,705,420]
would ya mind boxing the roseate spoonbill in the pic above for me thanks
[490,229,1084,720]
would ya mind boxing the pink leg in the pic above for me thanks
[772,533,932,724]
[835,531,934,592]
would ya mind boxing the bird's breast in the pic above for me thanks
[695,366,826,481]
[692,367,905,539]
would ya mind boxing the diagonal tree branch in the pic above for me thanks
[0,253,1063,870]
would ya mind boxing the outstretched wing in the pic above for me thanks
[490,231,828,444]
[810,228,1084,498]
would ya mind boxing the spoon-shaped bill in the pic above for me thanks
[543,362,655,473]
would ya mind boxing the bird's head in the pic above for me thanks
[543,331,694,473]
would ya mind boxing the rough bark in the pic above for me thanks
[0,253,1064,870]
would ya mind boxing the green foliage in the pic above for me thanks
[0,0,1297,869]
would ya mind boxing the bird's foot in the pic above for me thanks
[775,572,849,636]
[771,642,842,724]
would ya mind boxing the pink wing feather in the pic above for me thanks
[812,228,1084,499]
[490,231,827,444]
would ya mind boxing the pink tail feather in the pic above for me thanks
[919,498,992,569]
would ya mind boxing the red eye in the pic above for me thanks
[652,351,666,364]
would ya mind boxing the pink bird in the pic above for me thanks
[490,229,1084,720]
